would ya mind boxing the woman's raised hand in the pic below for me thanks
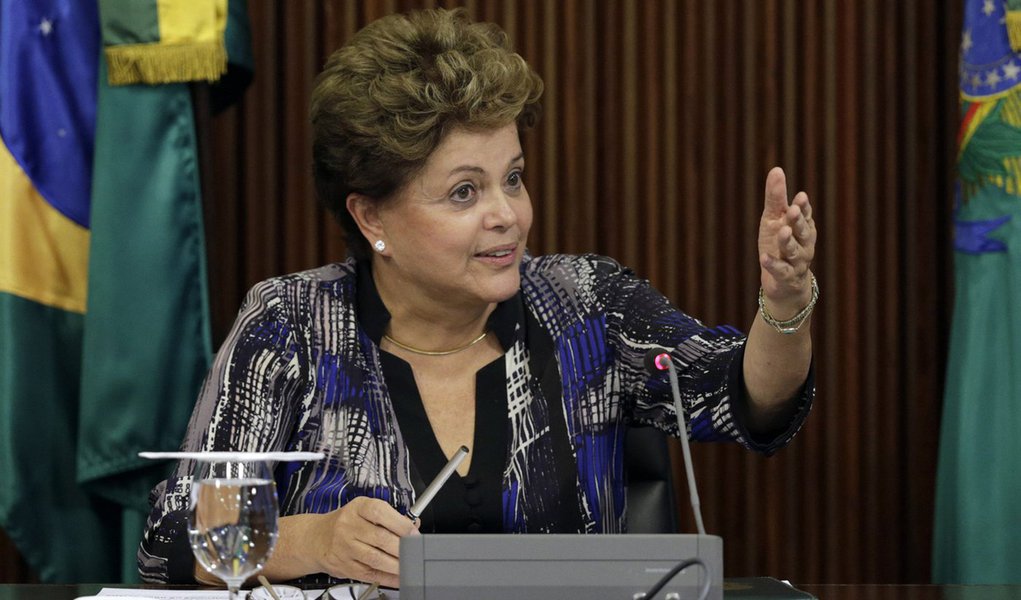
[312,496,419,589]
[757,167,817,317]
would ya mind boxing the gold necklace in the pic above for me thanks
[383,331,489,356]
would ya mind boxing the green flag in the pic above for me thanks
[75,57,214,584]
[933,0,1021,584]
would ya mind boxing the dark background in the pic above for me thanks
[1,0,963,585]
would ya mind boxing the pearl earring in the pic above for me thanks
[374,240,386,253]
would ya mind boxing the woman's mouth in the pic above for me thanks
[474,244,517,266]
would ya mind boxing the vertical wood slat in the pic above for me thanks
[879,1,902,583]
[541,1,558,252]
[819,0,841,585]
[836,0,862,582]
[661,0,679,302]
[860,0,880,583]
[640,1,661,280]
[282,3,318,270]
[247,3,281,283]
[0,0,964,586]
[793,0,818,582]
[581,0,598,254]
[197,0,961,585]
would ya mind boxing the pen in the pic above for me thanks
[257,575,282,600]
[407,445,469,521]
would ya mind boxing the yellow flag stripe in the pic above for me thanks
[157,0,225,44]
[0,143,90,314]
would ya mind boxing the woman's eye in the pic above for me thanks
[451,184,475,203]
[507,171,522,188]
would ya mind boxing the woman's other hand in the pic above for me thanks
[311,497,419,588]
[757,166,817,317]
[741,166,817,425]
[256,498,418,586]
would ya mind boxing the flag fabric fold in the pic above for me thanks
[0,0,251,582]
[74,57,214,581]
[933,0,1021,584]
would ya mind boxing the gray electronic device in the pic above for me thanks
[399,533,723,600]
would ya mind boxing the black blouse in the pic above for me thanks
[356,262,519,533]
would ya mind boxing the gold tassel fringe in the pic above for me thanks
[105,41,227,86]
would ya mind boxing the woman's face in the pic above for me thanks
[376,123,533,310]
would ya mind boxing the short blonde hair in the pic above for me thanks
[310,8,544,259]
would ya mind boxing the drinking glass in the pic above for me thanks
[188,459,280,599]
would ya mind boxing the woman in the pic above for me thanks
[138,8,818,589]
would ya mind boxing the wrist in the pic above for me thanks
[758,274,819,334]
[761,288,811,320]
[267,513,326,580]
[297,512,330,575]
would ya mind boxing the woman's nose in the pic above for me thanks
[483,192,518,230]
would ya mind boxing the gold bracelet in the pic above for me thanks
[757,274,819,335]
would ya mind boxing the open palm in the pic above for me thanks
[757,167,817,308]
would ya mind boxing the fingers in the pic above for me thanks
[354,498,416,564]
[758,169,817,304]
[763,166,789,216]
[765,226,812,276]
[761,196,815,281]
[352,557,401,590]
[778,225,799,260]
[762,167,814,230]
[359,515,402,560]
[776,188,815,245]
[793,190,813,222]
[789,206,809,242]
[350,538,401,584]
[320,497,418,587]
[762,170,816,262]
[760,252,795,283]
[790,191,815,236]
[357,497,419,537]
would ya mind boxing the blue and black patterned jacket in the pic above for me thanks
[138,253,813,583]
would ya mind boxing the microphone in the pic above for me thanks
[644,347,706,536]
[644,348,673,374]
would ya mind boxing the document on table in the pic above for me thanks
[87,587,400,599]
[90,591,250,599]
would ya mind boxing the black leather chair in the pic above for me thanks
[625,426,679,533]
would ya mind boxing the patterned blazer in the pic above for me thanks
[138,253,813,583]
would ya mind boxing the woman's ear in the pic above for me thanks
[346,193,386,250]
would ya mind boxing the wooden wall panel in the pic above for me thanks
[194,0,961,585]
[0,0,962,586]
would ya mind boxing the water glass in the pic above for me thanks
[188,460,280,599]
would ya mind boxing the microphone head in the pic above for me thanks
[644,347,672,373]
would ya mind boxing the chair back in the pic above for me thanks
[624,426,679,533]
